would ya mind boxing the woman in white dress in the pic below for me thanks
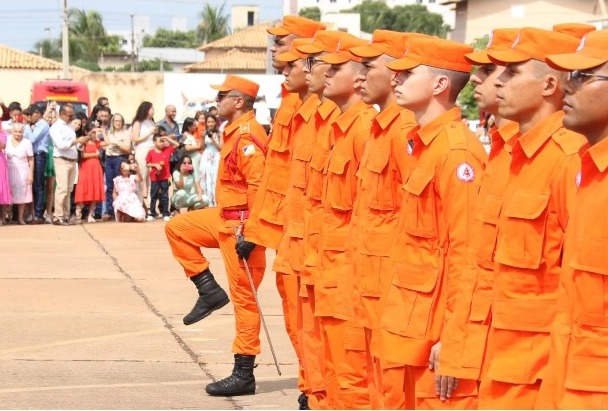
[5,122,33,225]
[130,101,156,206]
[198,115,222,207]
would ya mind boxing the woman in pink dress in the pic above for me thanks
[5,122,33,225]
[112,160,145,222]
[0,126,11,225]
[75,120,106,223]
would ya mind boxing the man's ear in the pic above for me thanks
[541,73,562,97]
[432,74,450,97]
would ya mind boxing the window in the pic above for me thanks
[247,11,254,26]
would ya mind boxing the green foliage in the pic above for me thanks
[197,3,230,45]
[104,59,173,72]
[299,7,321,22]
[457,35,491,120]
[343,1,449,37]
[31,38,62,60]
[143,28,199,48]
[72,59,102,71]
[68,8,108,62]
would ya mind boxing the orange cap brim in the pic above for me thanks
[487,49,533,65]
[465,50,492,65]
[267,26,290,36]
[386,56,420,71]
[321,51,361,65]
[297,43,326,55]
[277,50,306,62]
[210,84,230,92]
[349,44,383,58]
[545,53,608,71]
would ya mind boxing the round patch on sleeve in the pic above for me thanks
[456,162,476,182]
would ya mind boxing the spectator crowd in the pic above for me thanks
[0,97,227,226]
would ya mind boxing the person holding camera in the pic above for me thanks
[145,132,179,221]
[171,155,207,212]
[74,120,107,223]
[198,114,222,207]
[112,160,145,222]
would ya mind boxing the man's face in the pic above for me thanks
[270,34,297,71]
[97,110,110,125]
[357,55,395,105]
[303,53,330,95]
[165,106,176,121]
[31,111,42,124]
[495,60,546,123]
[391,65,435,112]
[62,107,75,123]
[562,63,608,138]
[282,59,308,94]
[9,110,21,123]
[100,99,109,107]
[216,92,239,119]
[323,62,359,101]
[470,64,505,114]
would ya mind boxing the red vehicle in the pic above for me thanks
[31,80,91,115]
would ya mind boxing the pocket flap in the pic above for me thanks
[392,261,439,293]
[570,236,608,276]
[469,291,492,322]
[309,149,329,172]
[293,143,314,162]
[503,190,550,220]
[365,148,390,173]
[479,195,502,224]
[403,168,433,196]
[274,107,292,126]
[327,154,350,176]
[322,231,348,251]
[492,299,555,332]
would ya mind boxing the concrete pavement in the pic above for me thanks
[0,220,299,409]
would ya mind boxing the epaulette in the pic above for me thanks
[552,128,586,156]
[446,121,469,150]
[239,122,251,136]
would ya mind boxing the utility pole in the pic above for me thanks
[62,0,70,79]
[131,14,136,72]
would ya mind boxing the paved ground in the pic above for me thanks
[0,220,299,409]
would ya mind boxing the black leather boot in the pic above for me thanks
[298,392,310,410]
[183,269,230,325]
[205,354,256,396]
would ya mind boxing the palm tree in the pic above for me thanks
[67,8,107,63]
[197,3,230,45]
[32,38,62,60]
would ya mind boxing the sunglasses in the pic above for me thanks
[568,70,608,87]
[306,56,327,71]
[216,93,239,103]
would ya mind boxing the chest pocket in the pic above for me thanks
[257,165,290,226]
[326,153,353,211]
[218,148,247,208]
[476,195,502,270]
[307,148,330,201]
[495,190,550,269]
[267,109,292,152]
[365,147,396,211]
[401,168,436,239]
[291,143,314,189]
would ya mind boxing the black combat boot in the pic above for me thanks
[183,269,230,325]
[205,354,256,396]
[298,392,310,410]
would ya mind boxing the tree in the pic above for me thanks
[104,59,173,72]
[31,38,62,61]
[67,8,108,62]
[299,7,321,22]
[197,3,230,45]
[343,1,449,37]
[457,35,490,120]
[143,28,199,48]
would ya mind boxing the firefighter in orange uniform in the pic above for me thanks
[542,29,608,410]
[241,16,325,408]
[377,37,487,409]
[346,29,422,409]
[475,28,586,409]
[164,75,268,397]
[438,28,520,400]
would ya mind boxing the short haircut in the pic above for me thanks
[232,91,255,110]
[98,106,111,114]
[97,97,108,105]
[8,102,21,112]
[59,104,74,115]
[428,66,471,102]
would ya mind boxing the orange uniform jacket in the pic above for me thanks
[483,111,585,386]
[246,89,302,248]
[547,137,608,410]
[350,103,416,330]
[440,121,519,380]
[274,94,322,276]
[301,100,341,285]
[378,107,487,366]
[315,100,377,321]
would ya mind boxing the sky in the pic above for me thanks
[1,0,284,52]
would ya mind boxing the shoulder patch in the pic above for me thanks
[242,144,256,156]
[456,162,476,182]
[239,122,251,135]
[552,129,586,156]
[446,122,468,150]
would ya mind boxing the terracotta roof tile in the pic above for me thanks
[0,44,88,72]
[184,49,266,72]
[198,23,270,51]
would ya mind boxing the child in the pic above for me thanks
[145,132,179,221]
[113,160,145,222]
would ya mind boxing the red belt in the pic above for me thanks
[222,209,249,220]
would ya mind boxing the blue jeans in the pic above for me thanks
[33,152,47,218]
[104,155,125,216]
[149,180,169,217]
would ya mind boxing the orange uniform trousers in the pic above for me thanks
[165,207,265,355]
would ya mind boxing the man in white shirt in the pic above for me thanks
[49,104,88,225]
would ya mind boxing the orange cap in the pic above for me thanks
[488,27,580,65]
[349,30,429,60]
[465,28,520,65]
[553,23,596,39]
[386,37,473,73]
[321,32,368,64]
[276,38,312,62]
[546,29,608,71]
[210,75,259,98]
[267,15,326,38]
